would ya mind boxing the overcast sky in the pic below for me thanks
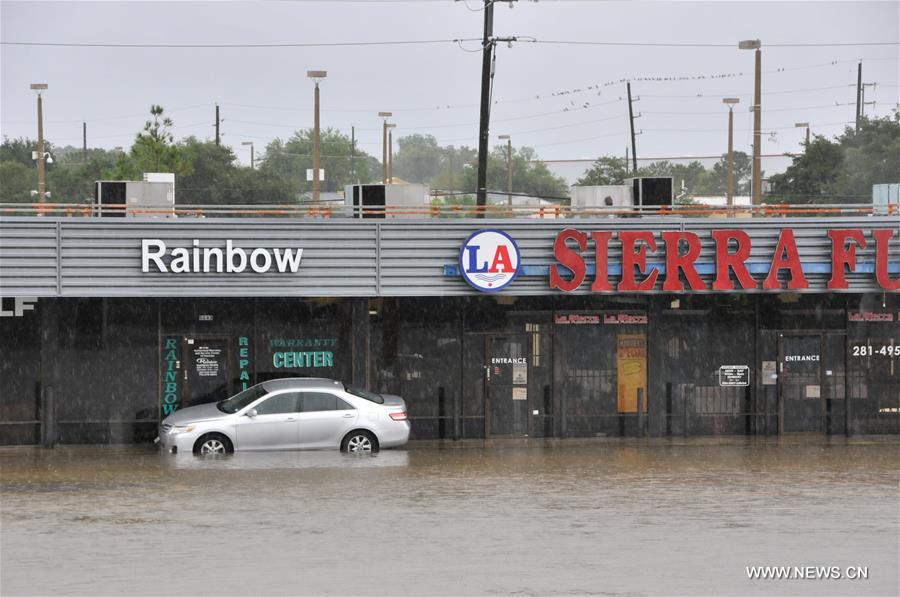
[1,0,897,180]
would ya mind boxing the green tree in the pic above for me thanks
[430,146,477,193]
[259,129,373,197]
[576,157,630,186]
[392,134,444,183]
[46,147,119,203]
[705,152,752,196]
[767,113,900,204]
[0,160,32,202]
[461,145,568,198]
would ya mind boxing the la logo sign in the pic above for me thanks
[459,229,521,292]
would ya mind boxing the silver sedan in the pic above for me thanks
[158,378,410,454]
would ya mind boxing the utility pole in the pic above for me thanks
[215,103,220,146]
[855,62,862,131]
[475,0,495,213]
[31,83,48,209]
[241,141,254,169]
[498,135,512,208]
[351,125,356,183]
[378,111,392,184]
[626,82,639,172]
[723,98,740,209]
[739,39,762,206]
[307,70,327,202]
[860,82,876,121]
[448,151,454,199]
[387,123,396,183]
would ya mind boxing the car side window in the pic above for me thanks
[301,392,355,412]
[254,392,300,415]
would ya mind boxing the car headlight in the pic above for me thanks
[168,425,195,434]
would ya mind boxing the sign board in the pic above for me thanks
[762,360,777,385]
[306,168,325,182]
[719,365,750,386]
[512,387,527,401]
[512,364,527,385]
[806,385,821,398]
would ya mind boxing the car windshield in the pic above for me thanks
[344,384,384,404]
[217,384,267,414]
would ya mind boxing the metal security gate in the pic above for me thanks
[485,335,531,437]
[777,332,846,434]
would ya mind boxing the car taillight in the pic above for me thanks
[389,411,408,421]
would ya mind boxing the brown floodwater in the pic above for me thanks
[1,438,898,596]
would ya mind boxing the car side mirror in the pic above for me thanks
[245,408,258,418]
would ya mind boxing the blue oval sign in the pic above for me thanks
[459,229,521,292]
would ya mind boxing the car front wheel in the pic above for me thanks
[341,430,378,453]
[194,433,233,455]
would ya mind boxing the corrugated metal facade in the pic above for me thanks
[0,216,897,297]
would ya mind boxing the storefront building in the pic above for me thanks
[1,215,898,445]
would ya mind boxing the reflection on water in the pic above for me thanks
[162,449,411,471]
[1,439,898,596]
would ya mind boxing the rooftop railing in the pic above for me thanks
[1,201,897,219]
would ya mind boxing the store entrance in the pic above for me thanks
[485,335,530,437]
[777,332,846,434]
[183,335,232,408]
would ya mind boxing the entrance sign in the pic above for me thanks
[459,229,521,292]
[719,365,750,386]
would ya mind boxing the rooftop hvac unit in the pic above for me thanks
[570,185,634,211]
[94,175,175,218]
[626,177,674,209]
[344,184,430,218]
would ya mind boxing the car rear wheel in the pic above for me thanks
[341,430,378,453]
[194,433,233,455]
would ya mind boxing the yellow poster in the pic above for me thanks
[617,333,648,413]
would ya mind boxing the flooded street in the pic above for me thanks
[1,438,898,596]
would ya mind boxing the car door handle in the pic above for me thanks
[285,417,296,422]
[342,413,354,418]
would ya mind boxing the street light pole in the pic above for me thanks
[739,39,762,206]
[241,141,255,169]
[795,122,810,149]
[307,70,327,202]
[723,98,739,210]
[387,124,396,183]
[499,134,512,208]
[30,83,48,209]
[378,112,392,184]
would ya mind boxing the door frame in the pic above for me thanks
[484,333,532,438]
[776,330,845,434]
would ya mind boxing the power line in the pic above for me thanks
[1,38,482,48]
[6,38,896,49]
[531,40,900,48]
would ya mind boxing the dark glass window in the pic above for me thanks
[255,392,300,415]
[301,392,353,412]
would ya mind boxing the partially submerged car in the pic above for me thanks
[157,378,410,454]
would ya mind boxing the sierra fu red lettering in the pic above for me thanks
[662,231,705,291]
[763,229,809,290]
[550,229,587,292]
[618,231,659,292]
[827,229,866,290]
[590,231,613,292]
[873,229,900,291]
[712,230,757,290]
